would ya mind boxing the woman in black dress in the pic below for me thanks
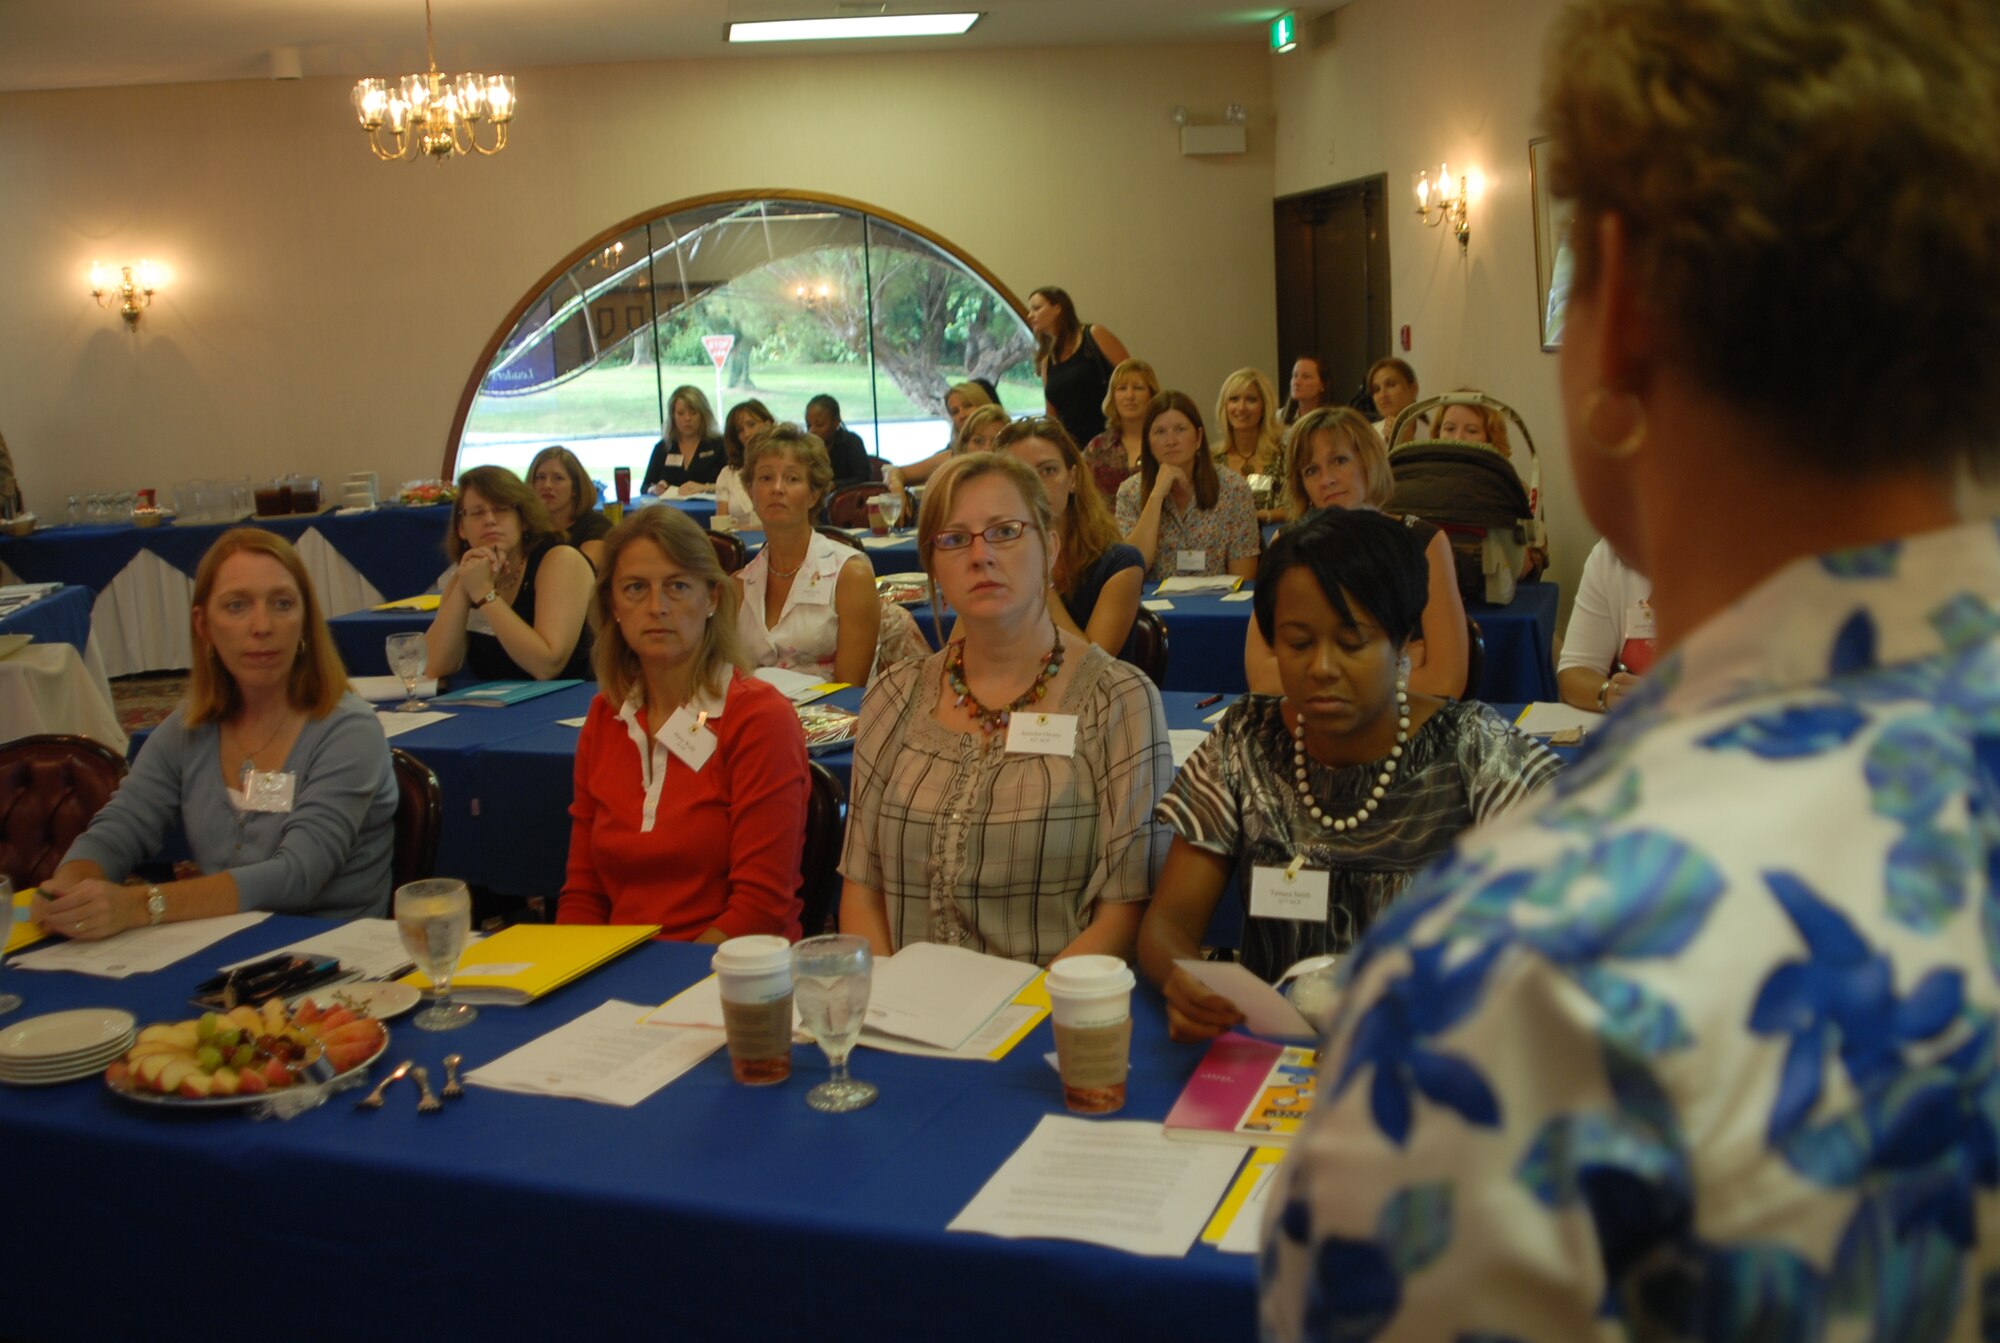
[425,466,595,682]
[1028,286,1130,448]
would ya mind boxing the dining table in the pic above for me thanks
[0,918,1257,1343]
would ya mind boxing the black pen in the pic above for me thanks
[1195,694,1225,709]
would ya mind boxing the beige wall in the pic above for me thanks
[1272,0,1587,605]
[0,42,1275,520]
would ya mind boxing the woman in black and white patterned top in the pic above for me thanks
[838,451,1172,968]
[1137,508,1561,1041]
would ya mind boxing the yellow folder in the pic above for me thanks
[404,922,659,1005]
[373,594,442,612]
[6,887,47,955]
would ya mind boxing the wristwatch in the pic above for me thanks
[473,588,500,609]
[146,884,166,927]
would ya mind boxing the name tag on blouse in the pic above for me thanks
[1005,712,1078,758]
[792,570,834,604]
[1250,865,1330,923]
[1176,549,1207,573]
[237,768,297,814]
[658,707,717,771]
[1625,600,1657,641]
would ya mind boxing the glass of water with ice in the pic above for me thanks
[790,934,877,1113]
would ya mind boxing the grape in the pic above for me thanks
[195,1044,223,1072]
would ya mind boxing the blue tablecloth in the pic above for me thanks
[1147,580,1559,702]
[731,527,924,575]
[0,506,457,604]
[0,919,1253,1343]
[0,583,93,653]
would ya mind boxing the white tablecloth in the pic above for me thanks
[0,643,127,752]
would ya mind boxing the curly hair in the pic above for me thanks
[1542,0,2000,469]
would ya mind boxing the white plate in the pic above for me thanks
[0,1008,137,1061]
[292,981,421,1021]
[0,1036,130,1070]
[1,1059,124,1087]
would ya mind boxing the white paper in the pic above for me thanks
[1249,866,1332,923]
[1203,706,1233,725]
[14,912,272,979]
[220,917,412,980]
[948,1115,1248,1258]
[465,999,725,1107]
[376,710,454,739]
[860,535,905,549]
[1219,591,1255,604]
[350,675,439,703]
[1515,701,1600,738]
[557,716,589,728]
[1172,959,1316,1041]
[1155,576,1241,594]
[859,1002,1043,1061]
[751,666,839,703]
[644,973,806,1037]
[866,942,1040,1050]
[1214,1159,1282,1254]
[1169,729,1209,767]
[1141,599,1175,611]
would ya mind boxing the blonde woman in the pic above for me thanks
[839,451,1170,967]
[38,530,398,934]
[1245,407,1468,698]
[559,506,810,941]
[885,380,995,491]
[642,384,727,495]
[1083,358,1161,500]
[736,423,880,686]
[1216,367,1288,522]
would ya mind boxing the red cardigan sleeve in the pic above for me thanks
[556,694,614,925]
[713,677,810,939]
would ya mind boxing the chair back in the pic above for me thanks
[707,530,748,574]
[0,734,129,889]
[1124,606,1170,688]
[1462,616,1486,701]
[388,748,442,896]
[864,455,891,484]
[815,526,866,553]
[798,760,847,937]
[823,482,882,529]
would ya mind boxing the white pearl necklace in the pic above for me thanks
[1292,676,1409,832]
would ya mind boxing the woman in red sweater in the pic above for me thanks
[558,507,810,941]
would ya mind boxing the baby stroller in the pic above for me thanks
[1383,392,1547,606]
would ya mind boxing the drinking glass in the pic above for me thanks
[386,633,429,711]
[0,877,20,1016]
[790,934,877,1113]
[395,878,476,1031]
[879,491,904,532]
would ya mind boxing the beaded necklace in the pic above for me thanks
[1292,673,1409,832]
[945,627,1064,737]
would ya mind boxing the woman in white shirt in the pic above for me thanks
[1556,537,1654,712]
[714,400,772,525]
[735,423,879,685]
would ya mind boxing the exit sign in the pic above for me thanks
[1269,10,1298,52]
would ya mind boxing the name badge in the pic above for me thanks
[1176,549,1207,573]
[792,568,835,605]
[1005,712,1078,758]
[1625,599,1657,641]
[1249,865,1330,923]
[658,707,717,772]
[238,769,297,814]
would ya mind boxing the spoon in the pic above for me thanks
[441,1054,464,1100]
[355,1060,413,1111]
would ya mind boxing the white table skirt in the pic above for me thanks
[0,643,127,752]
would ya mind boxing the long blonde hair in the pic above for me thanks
[591,507,748,707]
[1213,368,1285,476]
[1099,358,1161,438]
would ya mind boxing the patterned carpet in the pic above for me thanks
[109,673,188,735]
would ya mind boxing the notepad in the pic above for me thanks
[1164,1032,1320,1148]
[372,594,442,612]
[1515,701,1600,738]
[403,922,658,1004]
[429,678,583,708]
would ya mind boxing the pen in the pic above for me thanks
[1195,693,1224,708]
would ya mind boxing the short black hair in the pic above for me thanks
[807,393,841,421]
[1253,507,1429,649]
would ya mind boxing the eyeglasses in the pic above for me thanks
[928,519,1031,552]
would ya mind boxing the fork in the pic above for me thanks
[355,1059,413,1110]
[441,1053,464,1100]
[411,1065,443,1114]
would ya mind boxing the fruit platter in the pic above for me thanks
[105,997,388,1108]
[875,574,929,606]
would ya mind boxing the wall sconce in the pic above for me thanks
[90,260,159,327]
[1414,164,1471,254]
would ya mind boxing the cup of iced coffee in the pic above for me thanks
[712,935,795,1085]
[1045,955,1135,1115]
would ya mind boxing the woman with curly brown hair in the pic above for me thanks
[1263,0,2000,1335]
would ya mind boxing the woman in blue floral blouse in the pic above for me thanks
[1261,0,2000,1337]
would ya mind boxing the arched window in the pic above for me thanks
[448,192,1037,488]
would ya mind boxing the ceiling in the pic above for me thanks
[0,1,1297,94]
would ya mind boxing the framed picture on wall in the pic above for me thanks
[1529,137,1571,352]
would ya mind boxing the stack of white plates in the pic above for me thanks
[0,1008,136,1086]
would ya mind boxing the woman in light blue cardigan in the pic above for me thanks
[37,530,397,937]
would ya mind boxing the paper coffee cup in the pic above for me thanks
[712,935,794,1085]
[1045,955,1135,1115]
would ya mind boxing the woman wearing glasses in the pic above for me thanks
[839,452,1172,967]
[559,507,810,940]
[424,465,595,682]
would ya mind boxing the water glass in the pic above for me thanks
[395,879,476,1031]
[790,934,877,1113]
[386,632,429,712]
[0,877,21,1016]
[879,491,904,531]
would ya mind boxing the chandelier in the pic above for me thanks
[351,0,517,162]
